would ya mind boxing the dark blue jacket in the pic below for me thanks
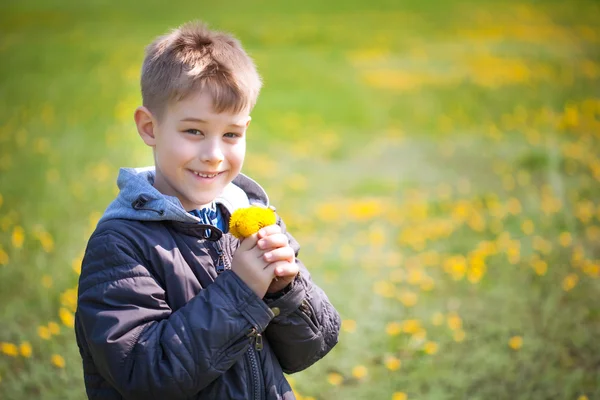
[75,167,341,399]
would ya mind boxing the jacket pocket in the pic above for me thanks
[296,298,319,335]
[213,327,254,368]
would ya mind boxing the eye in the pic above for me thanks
[224,132,242,138]
[185,129,203,136]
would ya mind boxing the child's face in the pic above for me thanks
[146,91,250,211]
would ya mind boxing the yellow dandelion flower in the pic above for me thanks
[583,262,599,278]
[509,336,523,350]
[59,307,75,328]
[60,288,78,313]
[352,365,368,379]
[373,280,395,298]
[0,246,8,265]
[342,319,356,333]
[12,226,24,248]
[586,225,600,242]
[397,290,418,307]
[48,322,60,335]
[562,274,579,291]
[578,395,589,400]
[521,220,534,235]
[38,326,51,340]
[1,342,19,357]
[327,372,343,386]
[19,342,32,358]
[467,266,484,284]
[559,232,572,247]
[229,206,277,239]
[51,354,65,368]
[384,355,401,371]
[447,313,462,331]
[348,199,383,221]
[72,256,83,275]
[454,330,466,342]
[386,322,402,336]
[423,341,438,355]
[532,259,548,276]
[406,269,423,285]
[402,319,421,334]
[392,392,408,400]
[38,231,54,253]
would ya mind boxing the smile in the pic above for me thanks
[189,170,223,179]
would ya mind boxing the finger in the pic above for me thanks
[273,261,299,277]
[263,246,295,264]
[257,233,289,250]
[257,224,281,239]
[238,233,259,251]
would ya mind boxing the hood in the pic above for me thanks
[98,166,269,225]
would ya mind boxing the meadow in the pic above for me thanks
[0,0,599,399]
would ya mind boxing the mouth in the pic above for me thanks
[188,170,224,179]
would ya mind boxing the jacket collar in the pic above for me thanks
[98,166,269,225]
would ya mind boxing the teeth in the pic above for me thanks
[193,171,218,178]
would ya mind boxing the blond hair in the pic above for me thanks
[141,21,262,118]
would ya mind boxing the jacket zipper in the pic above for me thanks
[214,235,263,398]
[214,239,226,274]
[247,328,264,400]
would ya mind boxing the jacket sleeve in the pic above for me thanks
[75,229,274,400]
[263,216,341,373]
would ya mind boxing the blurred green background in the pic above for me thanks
[1,0,599,399]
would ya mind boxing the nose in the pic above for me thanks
[200,137,224,164]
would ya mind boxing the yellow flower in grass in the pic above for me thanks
[229,206,277,239]
[12,226,24,248]
[559,232,572,247]
[327,372,343,386]
[38,326,51,340]
[454,330,466,342]
[562,274,579,291]
[51,354,65,368]
[509,336,523,350]
[0,247,8,265]
[384,355,401,371]
[392,392,407,400]
[342,319,356,333]
[48,322,60,335]
[1,342,18,357]
[19,342,32,358]
[352,365,368,379]
[59,307,75,328]
[423,341,438,354]
[386,322,402,336]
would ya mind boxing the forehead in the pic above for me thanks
[167,90,250,124]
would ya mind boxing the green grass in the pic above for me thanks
[1,0,600,399]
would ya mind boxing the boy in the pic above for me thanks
[74,21,341,400]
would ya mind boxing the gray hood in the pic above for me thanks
[98,166,269,225]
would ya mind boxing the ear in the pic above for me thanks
[245,116,252,128]
[134,106,157,147]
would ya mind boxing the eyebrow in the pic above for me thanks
[181,117,245,129]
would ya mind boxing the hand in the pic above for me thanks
[230,233,278,298]
[256,225,299,294]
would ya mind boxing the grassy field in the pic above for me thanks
[1,0,599,399]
